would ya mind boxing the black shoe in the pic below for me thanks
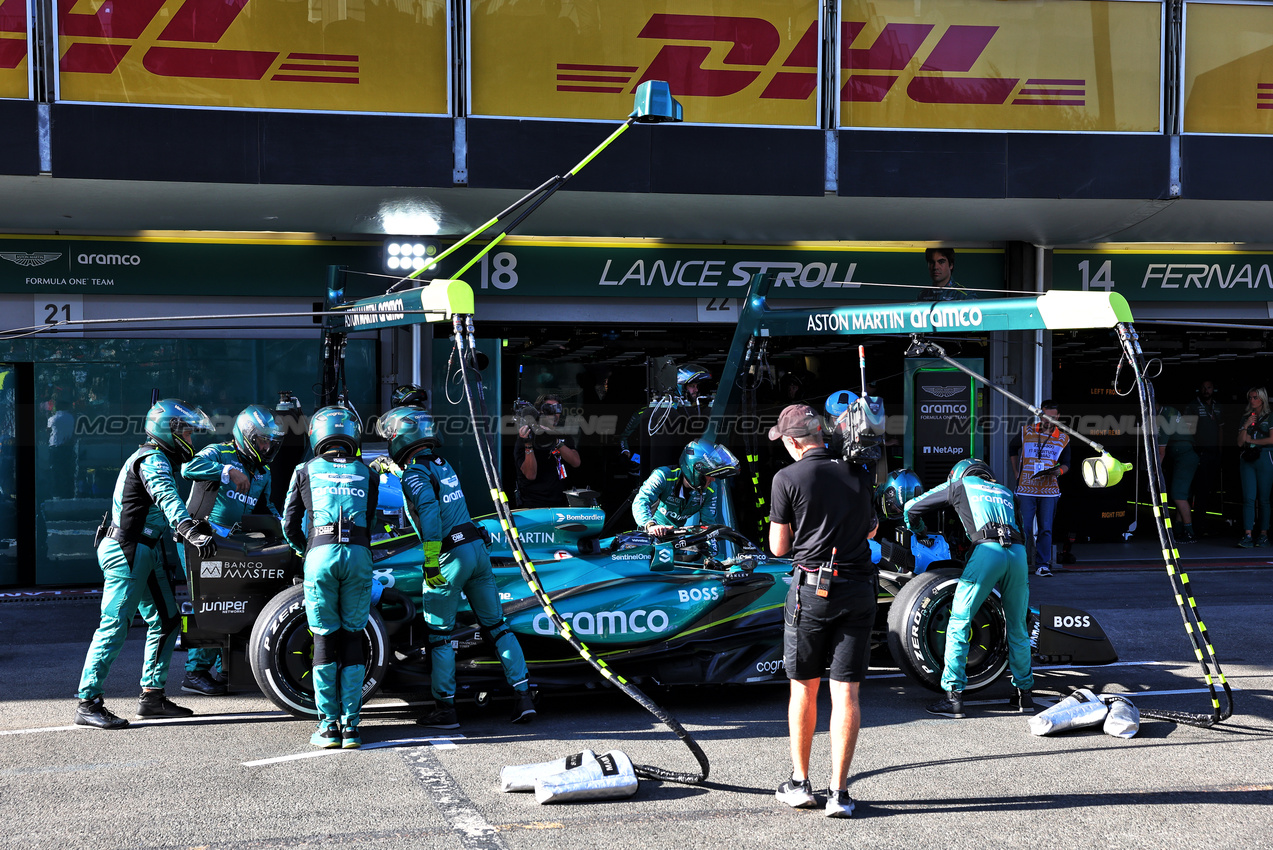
[509,691,537,724]
[926,689,965,718]
[180,671,227,696]
[310,722,341,749]
[416,704,460,730]
[775,776,817,809]
[1176,527,1197,544]
[1009,688,1035,713]
[74,696,129,730]
[136,690,194,719]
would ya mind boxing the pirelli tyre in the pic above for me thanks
[248,583,390,718]
[886,567,1009,693]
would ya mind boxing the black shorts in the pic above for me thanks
[783,575,877,683]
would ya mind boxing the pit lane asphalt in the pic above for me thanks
[1,565,1270,850]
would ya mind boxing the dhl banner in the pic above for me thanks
[469,0,821,127]
[0,0,30,99]
[56,0,448,114]
[838,0,1162,132]
[1183,3,1273,135]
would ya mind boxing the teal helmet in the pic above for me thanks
[145,398,213,462]
[676,364,711,400]
[678,440,739,490]
[949,458,994,483]
[233,404,286,471]
[375,405,441,465]
[390,384,428,408]
[878,468,924,521]
[308,406,361,455]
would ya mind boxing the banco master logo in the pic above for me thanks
[200,561,224,578]
[58,0,359,84]
[921,385,966,399]
[0,252,61,268]
[558,14,1083,108]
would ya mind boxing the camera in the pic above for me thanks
[514,398,544,434]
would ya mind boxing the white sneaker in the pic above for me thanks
[825,789,855,818]
[776,777,817,808]
[1035,566,1053,577]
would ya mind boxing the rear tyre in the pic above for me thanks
[248,584,390,718]
[886,568,1009,693]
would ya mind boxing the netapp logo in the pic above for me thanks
[77,253,140,266]
[922,446,964,455]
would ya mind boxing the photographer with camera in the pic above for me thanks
[514,395,581,508]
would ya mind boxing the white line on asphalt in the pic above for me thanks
[0,710,288,736]
[242,735,463,766]
[1034,660,1174,671]
[402,745,508,850]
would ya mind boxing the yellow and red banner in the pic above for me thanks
[1184,3,1273,135]
[56,0,449,113]
[469,0,821,127]
[0,0,29,99]
[837,0,1162,132]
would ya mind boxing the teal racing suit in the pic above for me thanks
[282,451,378,728]
[76,444,194,700]
[904,474,1034,693]
[401,452,529,704]
[180,441,282,673]
[632,465,724,530]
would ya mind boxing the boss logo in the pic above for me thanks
[678,587,722,603]
[1053,615,1091,629]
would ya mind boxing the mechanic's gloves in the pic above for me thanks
[176,518,218,559]
[422,541,446,589]
[368,455,396,476]
[370,577,385,606]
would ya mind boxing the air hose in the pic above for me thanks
[1114,323,1234,727]
[449,315,710,785]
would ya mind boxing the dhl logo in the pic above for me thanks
[54,0,357,83]
[558,15,1085,107]
[0,0,27,70]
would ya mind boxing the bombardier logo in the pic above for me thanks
[921,385,965,399]
[1,251,61,268]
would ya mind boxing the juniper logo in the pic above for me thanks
[921,385,966,399]
[1,251,61,267]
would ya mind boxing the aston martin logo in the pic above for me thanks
[0,251,62,268]
[921,385,965,398]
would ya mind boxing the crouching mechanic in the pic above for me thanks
[178,404,285,696]
[74,398,218,729]
[633,440,738,539]
[375,405,536,728]
[283,406,378,749]
[768,403,876,819]
[904,458,1034,718]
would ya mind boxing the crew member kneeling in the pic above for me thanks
[283,406,378,749]
[904,458,1035,718]
[768,404,876,819]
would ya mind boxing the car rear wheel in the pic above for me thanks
[885,567,1009,693]
[248,584,390,718]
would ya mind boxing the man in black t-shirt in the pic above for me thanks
[514,396,581,508]
[768,403,876,820]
